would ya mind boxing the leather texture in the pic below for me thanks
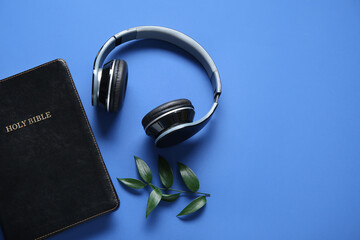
[109,59,128,112]
[0,59,119,240]
[141,99,194,129]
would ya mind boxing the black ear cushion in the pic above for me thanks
[109,59,128,112]
[142,99,194,129]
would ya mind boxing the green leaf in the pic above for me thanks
[117,178,147,189]
[146,189,163,218]
[177,162,200,192]
[177,196,207,217]
[161,193,180,202]
[134,156,152,183]
[158,155,174,188]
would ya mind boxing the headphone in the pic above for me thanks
[92,26,222,148]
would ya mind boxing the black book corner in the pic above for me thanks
[0,59,120,240]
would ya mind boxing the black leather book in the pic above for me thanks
[0,59,119,240]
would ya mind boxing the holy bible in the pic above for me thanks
[0,59,119,240]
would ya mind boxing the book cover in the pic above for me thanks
[0,59,119,240]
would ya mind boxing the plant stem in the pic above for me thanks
[157,187,210,197]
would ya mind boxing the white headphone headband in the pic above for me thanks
[92,26,221,107]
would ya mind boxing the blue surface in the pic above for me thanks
[1,0,360,239]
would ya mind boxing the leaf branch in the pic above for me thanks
[117,155,211,218]
[158,187,210,197]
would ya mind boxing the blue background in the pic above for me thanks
[1,0,360,239]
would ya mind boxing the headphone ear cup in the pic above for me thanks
[109,59,128,112]
[98,60,114,109]
[142,99,195,139]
